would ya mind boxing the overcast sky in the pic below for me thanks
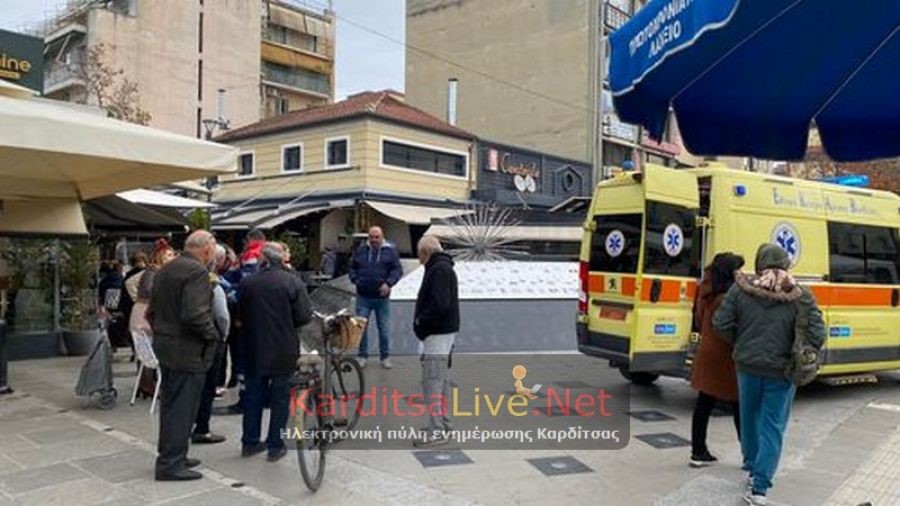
[0,0,405,99]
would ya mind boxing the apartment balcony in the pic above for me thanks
[261,62,330,97]
[44,59,86,96]
[260,39,332,76]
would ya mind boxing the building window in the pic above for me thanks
[278,97,290,115]
[237,152,255,178]
[282,144,303,173]
[381,139,467,178]
[828,222,899,284]
[325,137,349,168]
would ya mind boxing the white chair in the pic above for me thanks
[130,329,161,415]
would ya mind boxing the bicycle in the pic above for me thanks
[291,309,366,492]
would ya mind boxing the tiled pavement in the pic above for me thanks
[2,354,899,505]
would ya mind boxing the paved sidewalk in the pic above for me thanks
[1,355,899,505]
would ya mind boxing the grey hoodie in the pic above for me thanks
[713,244,826,379]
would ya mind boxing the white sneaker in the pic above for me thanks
[381,358,393,369]
[357,358,366,368]
[743,490,767,505]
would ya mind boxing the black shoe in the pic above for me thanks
[155,468,202,481]
[241,442,266,458]
[266,447,287,462]
[192,433,226,445]
[184,458,201,469]
[689,452,719,468]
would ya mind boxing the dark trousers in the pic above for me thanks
[241,374,290,452]
[691,391,740,456]
[156,367,206,474]
[194,342,225,435]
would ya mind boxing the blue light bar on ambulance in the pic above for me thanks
[820,174,870,188]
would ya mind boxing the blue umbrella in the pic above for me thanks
[609,0,900,162]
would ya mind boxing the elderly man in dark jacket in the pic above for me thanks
[239,243,312,462]
[149,230,219,481]
[713,244,825,505]
[349,226,403,369]
[412,236,459,448]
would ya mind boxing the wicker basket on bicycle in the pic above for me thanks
[330,315,366,353]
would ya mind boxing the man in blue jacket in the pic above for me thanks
[349,226,403,368]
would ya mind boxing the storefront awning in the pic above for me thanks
[254,206,330,230]
[366,201,471,225]
[0,198,88,236]
[85,196,190,232]
[424,224,582,242]
[117,189,216,209]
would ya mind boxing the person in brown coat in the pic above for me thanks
[690,252,745,468]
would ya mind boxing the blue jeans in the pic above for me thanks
[356,296,391,360]
[738,372,796,494]
[241,374,290,452]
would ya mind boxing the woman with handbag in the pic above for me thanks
[689,252,745,468]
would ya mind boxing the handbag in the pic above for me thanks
[784,295,822,386]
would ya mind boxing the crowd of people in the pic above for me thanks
[107,224,823,503]
[106,225,459,480]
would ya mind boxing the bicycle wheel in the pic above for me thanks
[331,356,365,431]
[296,389,326,492]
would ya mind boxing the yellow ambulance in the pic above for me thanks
[576,163,900,385]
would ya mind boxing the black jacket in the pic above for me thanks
[149,255,219,373]
[414,252,460,340]
[239,264,313,376]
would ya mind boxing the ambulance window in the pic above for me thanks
[827,223,899,284]
[589,214,642,273]
[643,201,700,277]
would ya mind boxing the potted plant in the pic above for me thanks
[59,239,100,355]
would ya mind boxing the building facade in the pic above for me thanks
[405,0,694,176]
[211,90,476,264]
[36,0,334,137]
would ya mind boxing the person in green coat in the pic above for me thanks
[713,244,825,506]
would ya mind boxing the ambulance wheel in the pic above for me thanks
[618,366,659,386]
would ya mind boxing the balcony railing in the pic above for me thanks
[604,2,631,31]
[262,63,330,95]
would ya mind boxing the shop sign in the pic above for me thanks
[0,29,43,92]
[485,148,541,193]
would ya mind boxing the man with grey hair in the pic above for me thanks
[191,244,231,445]
[412,236,459,448]
[239,242,313,462]
[149,230,219,481]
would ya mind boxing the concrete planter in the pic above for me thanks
[62,329,100,356]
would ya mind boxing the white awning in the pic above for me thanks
[117,189,216,209]
[0,198,88,236]
[254,206,330,230]
[424,224,582,242]
[0,81,236,200]
[366,201,470,225]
